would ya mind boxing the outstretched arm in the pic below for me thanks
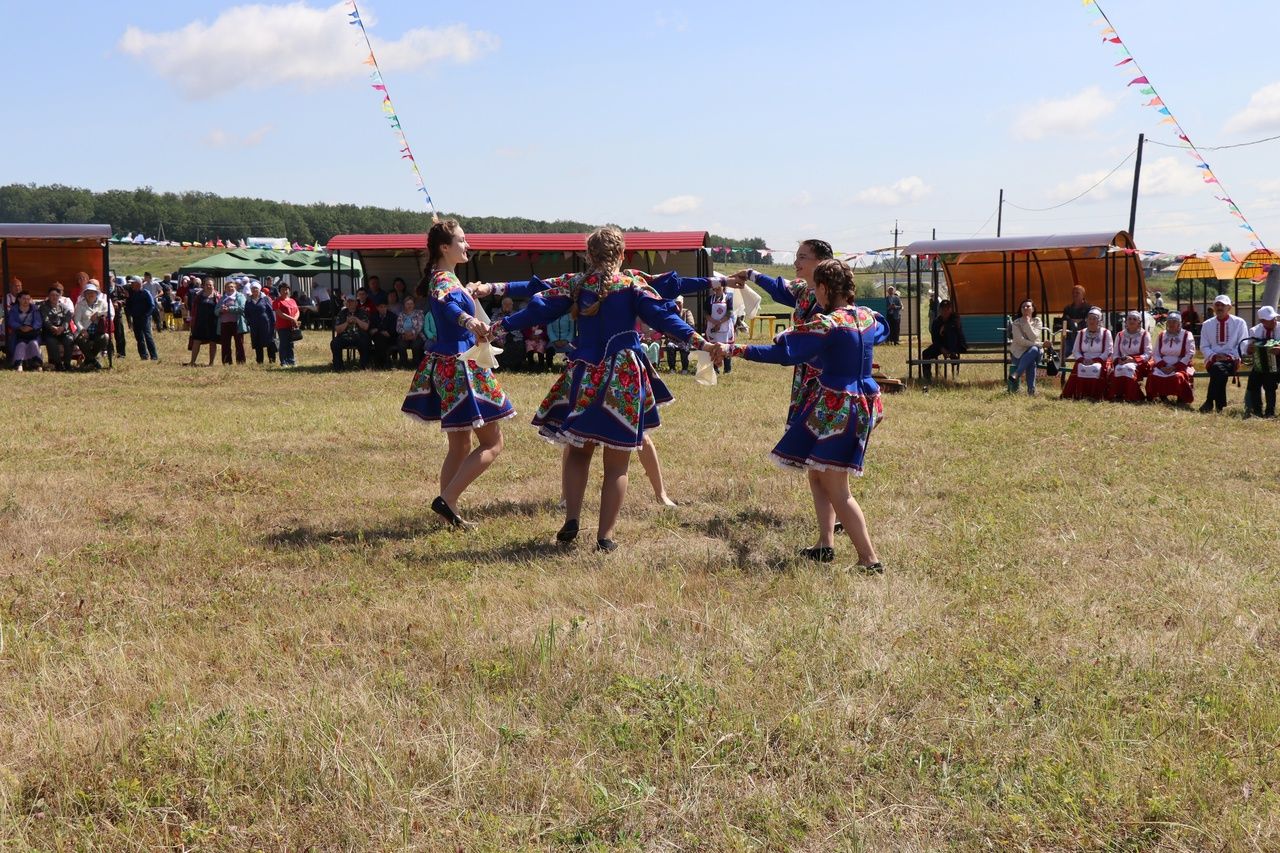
[732,326,827,366]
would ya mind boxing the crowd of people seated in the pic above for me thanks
[4,275,115,370]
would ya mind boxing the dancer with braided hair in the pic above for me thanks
[494,227,723,552]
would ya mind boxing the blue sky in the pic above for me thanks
[5,0,1279,255]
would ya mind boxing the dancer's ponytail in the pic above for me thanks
[416,219,462,300]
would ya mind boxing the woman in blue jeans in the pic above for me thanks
[1009,299,1043,395]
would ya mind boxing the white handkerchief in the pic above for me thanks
[1113,361,1138,379]
[1076,362,1102,379]
[461,342,503,369]
[739,284,762,322]
[693,350,717,386]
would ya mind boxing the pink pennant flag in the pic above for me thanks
[1204,176,1219,184]
[1104,36,1122,44]
[372,84,386,92]
[1127,76,1150,86]
[1115,57,1133,66]
[1177,134,1190,142]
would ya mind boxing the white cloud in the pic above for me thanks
[655,12,689,32]
[1011,86,1118,141]
[1224,82,1280,135]
[854,176,931,206]
[652,195,702,216]
[203,124,275,148]
[119,2,498,99]
[790,190,813,208]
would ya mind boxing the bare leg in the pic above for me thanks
[816,469,878,565]
[638,435,676,506]
[563,443,595,522]
[441,421,503,507]
[808,469,836,548]
[558,445,570,508]
[598,447,631,542]
[439,430,472,501]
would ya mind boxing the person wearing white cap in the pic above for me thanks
[73,281,111,368]
[1198,293,1249,413]
[1146,311,1196,406]
[1062,306,1112,400]
[1107,310,1152,403]
[1244,304,1280,417]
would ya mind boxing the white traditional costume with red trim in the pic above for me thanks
[1062,327,1112,400]
[1107,327,1151,402]
[1145,327,1196,404]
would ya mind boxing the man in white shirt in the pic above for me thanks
[1198,293,1250,413]
[1244,304,1280,418]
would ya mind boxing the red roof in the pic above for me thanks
[326,231,708,253]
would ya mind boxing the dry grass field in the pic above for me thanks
[2,331,1279,851]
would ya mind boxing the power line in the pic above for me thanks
[968,206,997,237]
[1145,132,1280,152]
[1004,150,1136,213]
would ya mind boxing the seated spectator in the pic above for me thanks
[1146,312,1196,406]
[40,283,77,371]
[7,291,43,370]
[391,277,409,306]
[1008,299,1042,396]
[330,293,371,371]
[395,296,426,368]
[1244,305,1280,419]
[1198,294,1249,414]
[492,296,526,370]
[1062,307,1112,400]
[920,298,967,382]
[1107,311,1151,403]
[3,276,22,358]
[1180,303,1202,336]
[73,281,111,369]
[548,311,574,368]
[370,300,398,368]
[244,282,278,365]
[524,319,551,371]
[386,291,401,314]
[366,275,388,306]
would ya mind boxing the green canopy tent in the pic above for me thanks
[178,248,363,283]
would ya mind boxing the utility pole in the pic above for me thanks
[997,189,1004,237]
[889,220,902,295]
[1128,132,1144,240]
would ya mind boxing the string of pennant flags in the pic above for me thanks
[346,0,438,221]
[1083,0,1269,260]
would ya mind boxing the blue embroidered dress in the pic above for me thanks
[749,272,824,425]
[734,305,888,474]
[499,270,706,451]
[401,272,542,431]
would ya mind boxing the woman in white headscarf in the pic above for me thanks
[1061,307,1112,400]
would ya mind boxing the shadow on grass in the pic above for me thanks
[688,508,795,573]
[434,538,570,564]
[265,519,440,549]
[466,498,560,521]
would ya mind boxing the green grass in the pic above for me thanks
[2,330,1279,849]
[108,244,202,278]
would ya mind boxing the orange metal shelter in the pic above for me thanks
[1,224,112,299]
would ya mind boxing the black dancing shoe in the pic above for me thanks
[595,538,618,553]
[431,496,475,529]
[798,546,835,563]
[556,519,580,544]
[853,561,885,576]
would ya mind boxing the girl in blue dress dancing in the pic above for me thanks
[731,259,887,574]
[495,227,719,552]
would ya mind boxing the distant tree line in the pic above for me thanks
[0,184,769,259]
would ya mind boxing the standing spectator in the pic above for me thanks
[244,282,278,365]
[1059,285,1092,370]
[142,272,163,332]
[665,295,696,373]
[1008,299,1042,396]
[40,283,77,371]
[370,300,397,368]
[885,285,902,345]
[74,281,110,369]
[1198,294,1249,414]
[330,293,371,370]
[1243,305,1280,418]
[217,281,248,365]
[705,279,736,373]
[395,295,426,368]
[273,282,301,367]
[7,291,43,370]
[126,277,159,360]
[188,278,220,367]
[920,298,967,383]
[108,276,128,358]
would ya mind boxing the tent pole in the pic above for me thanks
[1128,133,1145,240]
